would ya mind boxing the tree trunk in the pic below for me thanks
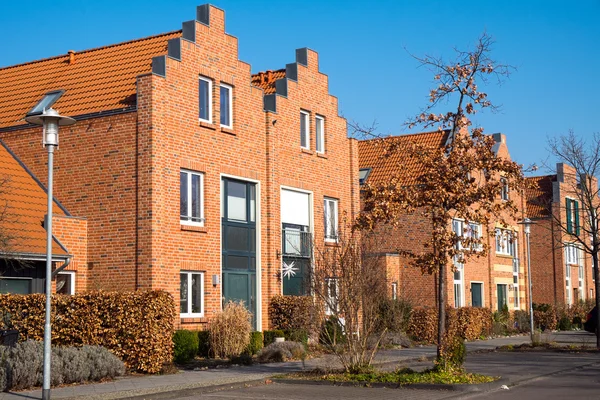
[593,250,600,349]
[437,261,446,359]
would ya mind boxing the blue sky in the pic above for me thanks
[1,1,598,171]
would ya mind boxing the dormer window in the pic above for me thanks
[359,168,371,185]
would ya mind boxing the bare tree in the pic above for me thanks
[546,131,600,347]
[355,33,524,366]
[311,225,388,374]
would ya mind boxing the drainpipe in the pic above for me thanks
[51,257,71,278]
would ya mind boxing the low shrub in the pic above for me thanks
[257,341,306,363]
[512,310,530,333]
[408,307,493,344]
[377,298,412,333]
[197,331,210,358]
[284,329,308,346]
[247,331,263,355]
[0,290,174,373]
[263,330,285,346]
[269,295,314,332]
[209,301,252,359]
[319,316,346,346]
[533,303,557,331]
[0,340,124,391]
[558,316,572,331]
[173,330,199,364]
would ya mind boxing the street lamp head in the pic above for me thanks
[518,217,534,235]
[25,108,75,148]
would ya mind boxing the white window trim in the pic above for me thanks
[325,278,339,316]
[495,228,515,256]
[470,281,485,307]
[180,169,205,227]
[453,219,483,252]
[315,115,325,153]
[199,76,213,123]
[324,198,339,242]
[219,83,233,129]
[500,177,509,201]
[300,110,310,149]
[57,271,75,295]
[180,271,205,318]
[391,282,398,300]
[565,242,579,265]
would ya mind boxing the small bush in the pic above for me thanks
[1,341,124,391]
[319,316,346,346]
[533,303,557,331]
[269,295,314,332]
[263,330,285,346]
[284,329,308,346]
[173,330,199,364]
[512,310,530,333]
[209,301,252,359]
[197,331,210,358]
[247,331,263,355]
[257,341,306,363]
[377,299,412,333]
[558,316,572,331]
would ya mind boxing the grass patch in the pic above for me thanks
[284,368,497,385]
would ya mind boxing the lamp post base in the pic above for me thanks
[42,388,51,400]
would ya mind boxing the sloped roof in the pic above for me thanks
[525,175,555,219]
[358,130,449,185]
[0,30,181,129]
[251,69,286,94]
[0,141,68,258]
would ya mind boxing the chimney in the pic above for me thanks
[68,50,75,65]
[267,70,273,82]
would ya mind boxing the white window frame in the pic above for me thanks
[495,228,516,256]
[324,198,339,242]
[325,278,339,315]
[180,271,205,318]
[500,177,509,201]
[315,115,325,153]
[219,83,233,129]
[300,110,310,149]
[57,271,75,295]
[453,219,482,252]
[180,169,205,227]
[199,76,213,123]
[512,257,520,309]
[391,282,398,300]
[565,242,579,265]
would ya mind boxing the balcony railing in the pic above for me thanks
[282,229,312,258]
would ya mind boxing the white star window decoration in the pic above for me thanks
[282,261,298,279]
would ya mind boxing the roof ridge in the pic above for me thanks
[251,68,286,76]
[525,174,557,180]
[0,29,182,71]
[359,129,449,143]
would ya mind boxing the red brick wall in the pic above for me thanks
[52,215,88,292]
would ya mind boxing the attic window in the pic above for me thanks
[359,168,371,185]
[27,90,65,117]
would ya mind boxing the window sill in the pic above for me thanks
[324,240,339,247]
[180,317,207,323]
[181,224,208,233]
[495,253,514,259]
[301,148,313,155]
[199,121,217,130]
[221,127,236,136]
[316,152,328,159]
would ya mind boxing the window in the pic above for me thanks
[453,266,463,308]
[56,271,75,295]
[513,258,520,308]
[500,178,509,201]
[27,90,65,116]
[0,279,31,294]
[452,219,482,251]
[300,111,310,149]
[180,170,204,226]
[495,229,516,256]
[220,83,232,128]
[325,278,338,315]
[392,282,398,300]
[199,76,212,123]
[315,115,325,153]
[565,243,579,265]
[471,282,483,307]
[359,168,371,185]
[324,198,338,241]
[180,271,204,317]
[566,198,580,235]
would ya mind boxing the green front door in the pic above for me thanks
[222,178,257,328]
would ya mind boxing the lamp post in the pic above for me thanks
[519,218,535,344]
[25,108,75,400]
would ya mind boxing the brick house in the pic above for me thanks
[0,4,359,330]
[358,131,529,312]
[0,141,86,295]
[525,163,596,305]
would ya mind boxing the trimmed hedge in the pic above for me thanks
[173,330,199,364]
[408,307,492,343]
[0,291,174,373]
[269,295,314,331]
[198,330,211,358]
[247,331,263,355]
[263,330,285,346]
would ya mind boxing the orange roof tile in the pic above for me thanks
[251,69,286,94]
[358,130,449,185]
[525,175,555,219]
[0,30,182,129]
[0,141,68,258]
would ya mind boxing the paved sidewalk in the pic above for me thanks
[0,334,536,400]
